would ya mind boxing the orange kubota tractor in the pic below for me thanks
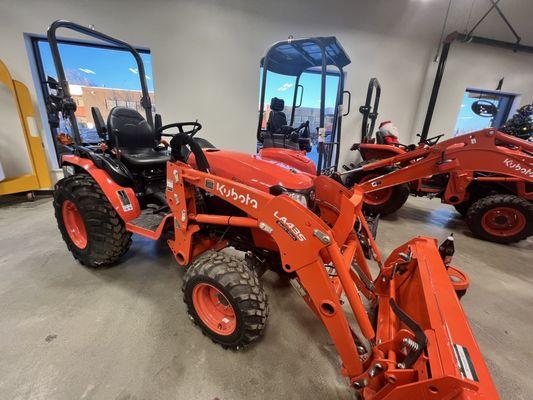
[48,21,499,399]
[341,78,533,244]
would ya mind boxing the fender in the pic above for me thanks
[61,154,141,222]
[356,143,406,161]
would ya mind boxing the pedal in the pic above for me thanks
[129,209,166,232]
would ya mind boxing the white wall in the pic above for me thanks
[0,0,532,182]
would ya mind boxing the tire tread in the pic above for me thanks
[466,194,532,244]
[53,174,132,267]
[182,251,268,349]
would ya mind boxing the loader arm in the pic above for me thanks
[165,160,498,398]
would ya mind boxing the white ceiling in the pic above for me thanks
[445,0,533,46]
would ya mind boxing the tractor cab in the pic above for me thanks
[257,37,351,174]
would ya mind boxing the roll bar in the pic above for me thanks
[358,78,381,142]
[47,20,153,144]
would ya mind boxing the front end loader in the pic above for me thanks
[342,128,533,244]
[47,20,499,399]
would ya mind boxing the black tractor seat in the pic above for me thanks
[92,106,216,168]
[266,97,287,133]
[106,107,170,168]
[262,97,300,150]
[119,148,170,167]
[91,106,171,169]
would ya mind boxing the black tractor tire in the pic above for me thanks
[183,251,268,349]
[466,194,532,244]
[345,166,410,215]
[53,174,132,267]
[453,201,472,217]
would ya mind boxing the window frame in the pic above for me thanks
[26,33,152,166]
[453,87,518,136]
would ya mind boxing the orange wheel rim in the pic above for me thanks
[61,200,88,249]
[360,173,393,206]
[192,283,236,335]
[481,206,526,237]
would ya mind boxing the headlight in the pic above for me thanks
[269,185,314,208]
[62,165,75,177]
[286,191,308,207]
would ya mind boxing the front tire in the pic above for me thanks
[345,166,410,215]
[53,174,132,267]
[466,194,532,244]
[183,251,268,349]
[453,201,471,217]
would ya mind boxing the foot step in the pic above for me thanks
[130,209,166,232]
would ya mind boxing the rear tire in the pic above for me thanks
[53,174,132,267]
[466,194,532,244]
[183,251,268,349]
[345,166,410,215]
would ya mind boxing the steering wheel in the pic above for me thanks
[289,121,310,140]
[156,122,202,138]
[417,133,444,146]
[167,131,210,172]
[291,121,312,151]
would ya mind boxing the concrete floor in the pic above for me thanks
[0,194,531,400]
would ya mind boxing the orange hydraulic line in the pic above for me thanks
[193,214,258,228]
[327,244,376,340]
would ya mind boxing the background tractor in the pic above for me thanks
[255,36,352,175]
[341,78,533,244]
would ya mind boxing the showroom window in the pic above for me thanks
[453,88,516,136]
[29,36,155,159]
[258,69,297,129]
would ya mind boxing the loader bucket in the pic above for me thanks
[367,237,499,399]
[310,177,498,399]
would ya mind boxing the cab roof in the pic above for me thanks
[260,36,351,76]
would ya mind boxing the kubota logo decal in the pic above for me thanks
[274,211,307,241]
[503,158,533,178]
[216,183,258,209]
